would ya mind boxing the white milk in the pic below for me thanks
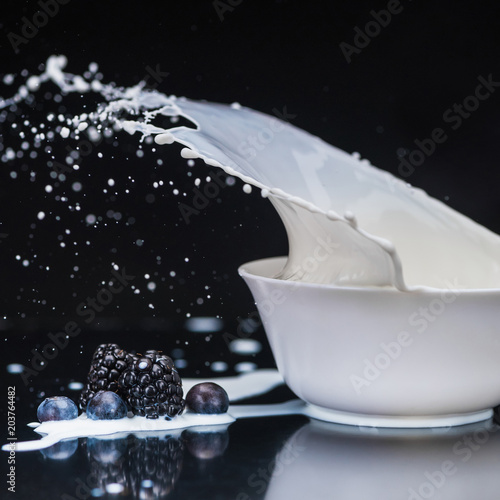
[2,370,285,452]
[4,55,497,291]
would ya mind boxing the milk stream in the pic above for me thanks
[3,55,499,290]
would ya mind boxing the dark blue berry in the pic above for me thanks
[37,396,78,422]
[183,429,229,459]
[87,437,128,463]
[40,439,78,460]
[185,383,229,415]
[86,391,127,420]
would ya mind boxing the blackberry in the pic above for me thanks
[119,350,185,419]
[79,343,136,410]
[128,435,184,497]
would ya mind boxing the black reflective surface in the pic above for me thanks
[5,365,500,499]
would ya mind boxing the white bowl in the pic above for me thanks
[239,257,500,427]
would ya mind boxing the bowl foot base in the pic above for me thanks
[303,404,493,428]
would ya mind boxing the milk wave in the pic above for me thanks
[3,55,498,290]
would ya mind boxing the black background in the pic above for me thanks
[1,1,500,498]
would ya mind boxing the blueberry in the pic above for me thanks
[86,391,127,420]
[37,396,78,422]
[87,437,128,463]
[185,382,229,415]
[40,439,78,460]
[183,428,229,459]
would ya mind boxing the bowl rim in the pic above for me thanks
[238,256,500,295]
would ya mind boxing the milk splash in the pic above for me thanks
[4,55,498,291]
[2,56,500,447]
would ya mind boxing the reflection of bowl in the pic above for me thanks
[264,419,500,500]
[239,257,500,427]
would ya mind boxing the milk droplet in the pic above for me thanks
[181,148,198,159]
[185,317,223,333]
[105,483,124,494]
[175,359,188,369]
[229,339,262,355]
[26,76,40,91]
[211,361,229,372]
[235,362,258,373]
[3,74,14,85]
[6,363,24,374]
[155,132,175,144]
